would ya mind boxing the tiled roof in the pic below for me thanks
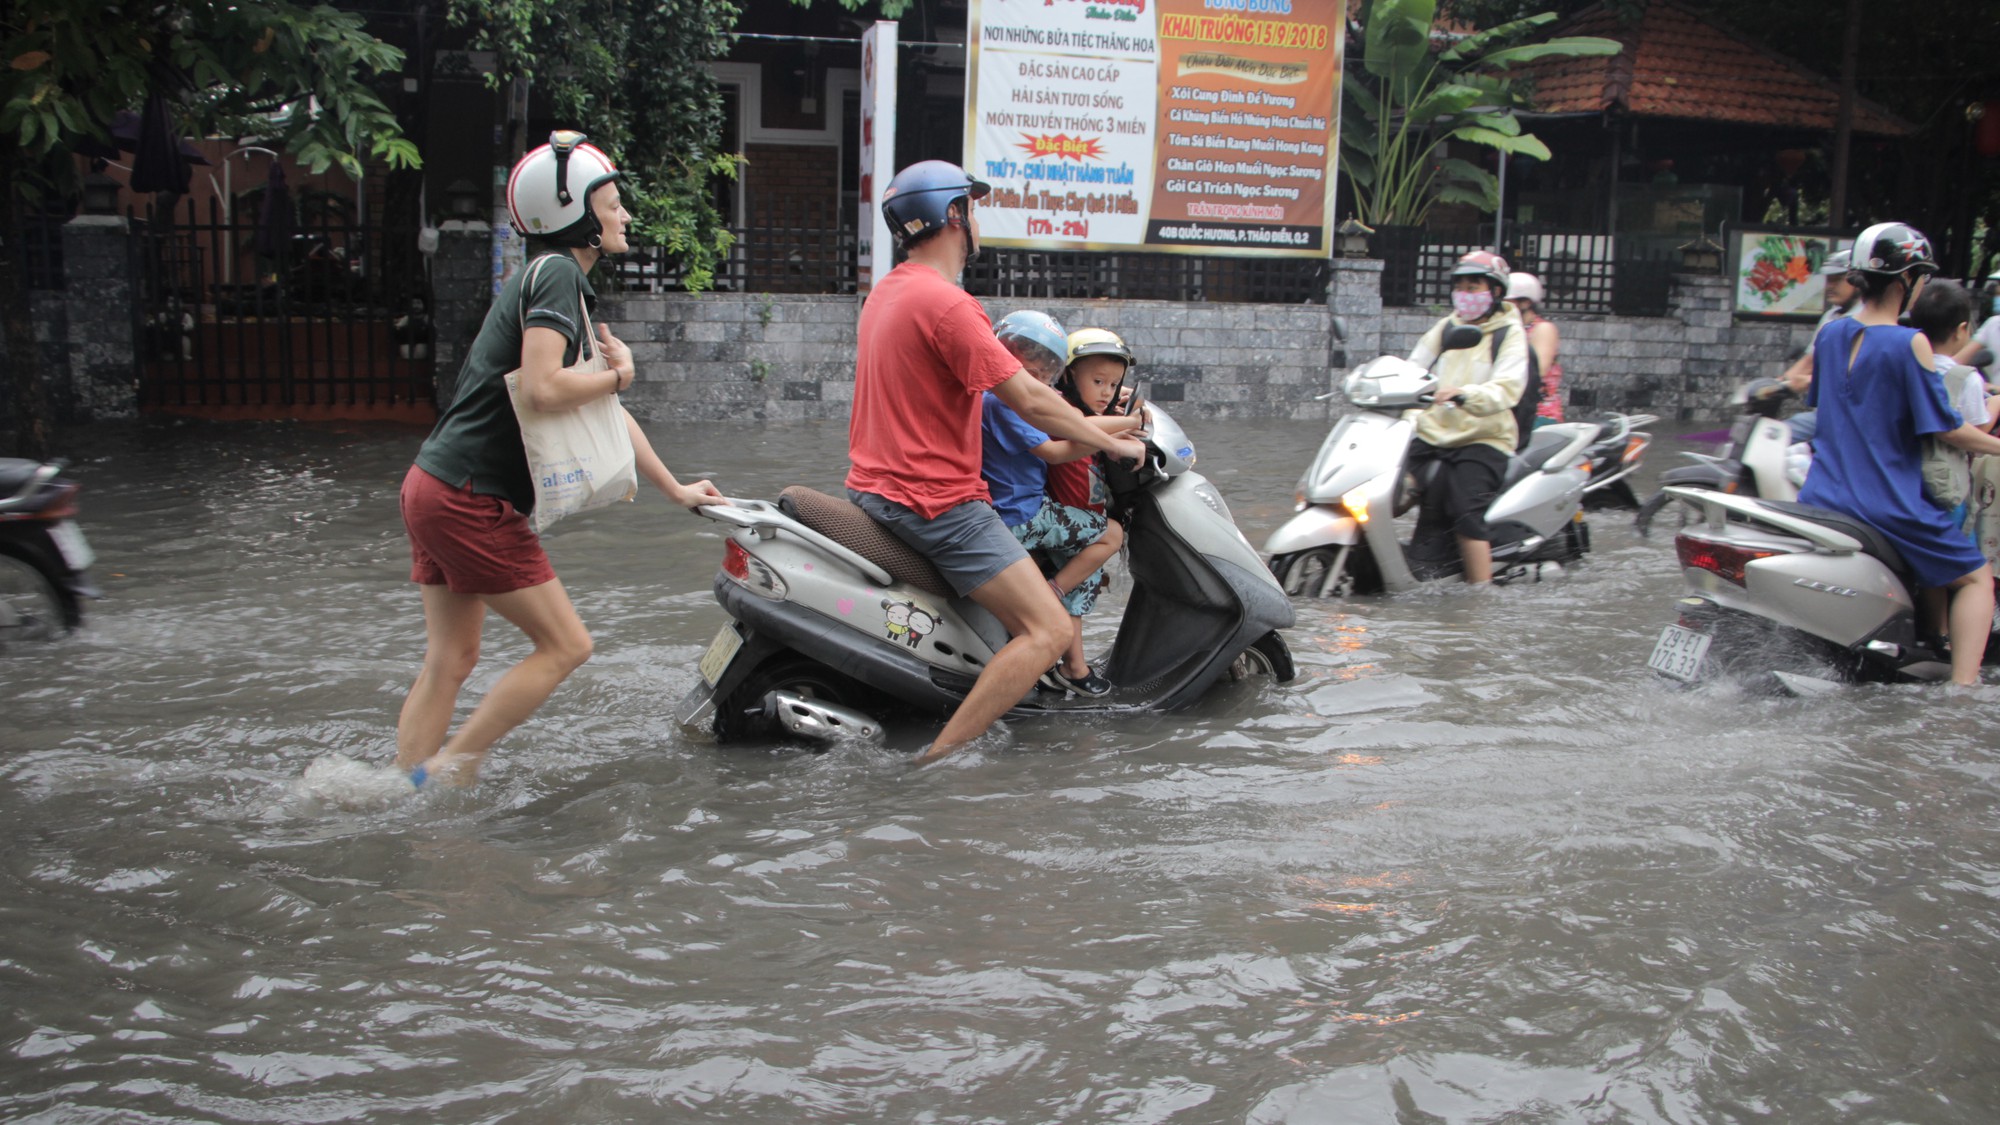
[1518,0,1912,136]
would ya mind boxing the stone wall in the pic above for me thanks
[599,263,1816,425]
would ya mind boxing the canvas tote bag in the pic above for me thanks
[504,255,638,534]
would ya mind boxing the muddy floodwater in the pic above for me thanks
[4,415,1999,1123]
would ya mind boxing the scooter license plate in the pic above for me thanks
[698,623,744,687]
[1648,624,1711,681]
[48,521,94,573]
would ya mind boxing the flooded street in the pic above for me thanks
[5,415,2000,1122]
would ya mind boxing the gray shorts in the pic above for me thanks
[849,489,1029,596]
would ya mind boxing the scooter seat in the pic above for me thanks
[1498,430,1571,491]
[1759,499,1909,574]
[777,486,955,598]
[0,458,47,499]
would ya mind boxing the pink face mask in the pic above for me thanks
[1452,290,1495,321]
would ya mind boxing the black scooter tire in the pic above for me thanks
[0,551,75,644]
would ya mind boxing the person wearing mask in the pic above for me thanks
[1796,223,2000,686]
[846,161,1145,763]
[1404,250,1530,584]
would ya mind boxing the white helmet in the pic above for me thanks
[506,130,622,247]
[1505,271,1544,305]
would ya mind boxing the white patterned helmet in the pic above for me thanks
[506,130,623,247]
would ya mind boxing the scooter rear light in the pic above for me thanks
[721,538,787,599]
[1623,436,1649,464]
[1674,534,1779,586]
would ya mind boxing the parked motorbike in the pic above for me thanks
[1635,379,1799,535]
[0,458,98,644]
[676,402,1297,745]
[1647,484,1993,691]
[1264,327,1649,596]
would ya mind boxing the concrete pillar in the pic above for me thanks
[1328,257,1384,372]
[58,215,138,421]
[429,222,494,406]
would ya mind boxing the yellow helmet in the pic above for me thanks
[1065,328,1135,370]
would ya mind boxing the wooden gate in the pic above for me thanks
[132,196,436,421]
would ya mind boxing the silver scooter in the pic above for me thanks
[1647,485,1995,691]
[1635,379,1799,535]
[1264,327,1648,596]
[677,402,1296,745]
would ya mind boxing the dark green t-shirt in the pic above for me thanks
[415,253,598,514]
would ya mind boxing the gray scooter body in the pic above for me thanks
[680,404,1296,741]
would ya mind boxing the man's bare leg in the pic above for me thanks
[916,558,1070,764]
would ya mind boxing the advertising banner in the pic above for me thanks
[965,0,1341,257]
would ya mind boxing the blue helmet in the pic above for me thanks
[993,310,1068,382]
[881,160,989,250]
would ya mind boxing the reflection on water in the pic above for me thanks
[3,416,1999,1122]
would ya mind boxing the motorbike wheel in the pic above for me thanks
[715,654,878,744]
[1278,547,1356,598]
[0,554,72,646]
[1226,631,1296,682]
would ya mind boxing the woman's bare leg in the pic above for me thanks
[1945,566,1995,686]
[396,584,486,770]
[417,578,594,785]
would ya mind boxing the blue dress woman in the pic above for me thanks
[1798,222,2000,685]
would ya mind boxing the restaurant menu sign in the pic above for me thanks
[965,0,1342,257]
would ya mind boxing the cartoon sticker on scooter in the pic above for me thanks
[881,598,938,649]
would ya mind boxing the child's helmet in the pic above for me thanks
[507,131,623,247]
[881,161,989,249]
[993,310,1069,381]
[1065,328,1135,370]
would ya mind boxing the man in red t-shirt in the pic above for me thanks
[848,161,1145,763]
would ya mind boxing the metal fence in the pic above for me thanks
[1394,225,1674,318]
[15,211,66,291]
[606,222,1329,304]
[130,196,435,413]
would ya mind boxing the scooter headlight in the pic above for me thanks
[1340,485,1370,524]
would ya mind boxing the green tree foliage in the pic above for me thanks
[449,0,743,291]
[1342,0,1620,226]
[0,0,420,457]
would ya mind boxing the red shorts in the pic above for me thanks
[401,466,556,595]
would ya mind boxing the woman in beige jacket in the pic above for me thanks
[1404,250,1531,583]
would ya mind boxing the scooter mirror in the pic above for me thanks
[1330,315,1348,343]
[1440,325,1484,352]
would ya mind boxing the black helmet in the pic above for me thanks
[881,161,990,249]
[1850,222,1937,279]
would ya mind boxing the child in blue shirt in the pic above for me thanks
[983,311,1124,695]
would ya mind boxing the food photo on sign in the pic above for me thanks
[1728,228,1853,318]
[964,0,1342,257]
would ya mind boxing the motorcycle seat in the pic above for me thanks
[1759,499,1909,574]
[0,458,50,500]
[777,486,954,598]
[1498,430,1571,491]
